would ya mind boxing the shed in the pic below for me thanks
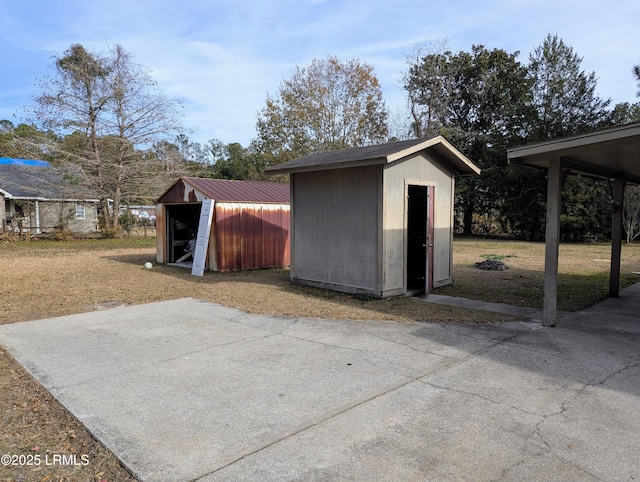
[156,177,290,272]
[266,136,480,297]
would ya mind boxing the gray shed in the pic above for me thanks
[266,136,480,297]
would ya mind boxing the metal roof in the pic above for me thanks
[265,136,480,176]
[0,164,98,200]
[159,177,290,203]
[507,122,640,185]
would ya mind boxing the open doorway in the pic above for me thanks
[165,203,201,263]
[407,185,434,294]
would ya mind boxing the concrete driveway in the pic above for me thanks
[0,286,639,481]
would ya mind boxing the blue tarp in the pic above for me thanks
[0,158,49,167]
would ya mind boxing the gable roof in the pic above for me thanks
[157,177,290,204]
[0,164,98,201]
[264,136,481,175]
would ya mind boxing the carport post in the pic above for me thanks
[610,177,625,297]
[543,158,563,327]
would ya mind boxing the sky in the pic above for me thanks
[1,0,639,147]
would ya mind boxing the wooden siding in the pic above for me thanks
[382,151,455,292]
[214,202,290,272]
[291,165,381,293]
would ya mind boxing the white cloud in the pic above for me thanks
[1,0,638,147]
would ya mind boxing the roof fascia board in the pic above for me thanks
[386,137,443,162]
[388,136,480,175]
[270,157,386,174]
[507,123,640,161]
[0,188,12,198]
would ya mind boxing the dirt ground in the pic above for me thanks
[0,237,638,481]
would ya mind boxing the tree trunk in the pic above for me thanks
[463,204,474,236]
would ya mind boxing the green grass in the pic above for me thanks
[481,253,517,261]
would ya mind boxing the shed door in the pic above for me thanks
[407,185,434,293]
[192,199,214,276]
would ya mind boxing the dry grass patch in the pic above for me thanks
[0,238,512,325]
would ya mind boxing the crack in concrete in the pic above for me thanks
[192,322,540,480]
[419,379,543,418]
[516,362,640,481]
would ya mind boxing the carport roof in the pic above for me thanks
[265,136,480,176]
[507,122,640,185]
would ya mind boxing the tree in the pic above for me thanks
[634,63,640,97]
[527,34,610,140]
[208,142,265,180]
[624,185,640,243]
[0,121,53,160]
[255,55,389,166]
[610,102,640,125]
[404,45,533,236]
[403,42,451,138]
[32,43,183,230]
[527,35,615,242]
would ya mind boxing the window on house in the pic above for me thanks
[75,203,85,220]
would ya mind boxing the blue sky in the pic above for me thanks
[1,0,638,146]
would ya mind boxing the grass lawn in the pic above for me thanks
[436,238,640,311]
[0,236,638,481]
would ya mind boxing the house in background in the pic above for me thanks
[0,160,100,235]
[266,136,481,297]
[156,177,290,272]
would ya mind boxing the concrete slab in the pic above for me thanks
[0,293,639,481]
[420,292,545,320]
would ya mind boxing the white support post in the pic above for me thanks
[610,177,625,297]
[35,200,40,234]
[543,158,563,327]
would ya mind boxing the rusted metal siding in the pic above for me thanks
[215,202,290,272]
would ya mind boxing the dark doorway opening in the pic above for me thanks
[407,185,434,293]
[165,203,201,263]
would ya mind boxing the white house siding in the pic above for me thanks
[291,165,382,294]
[382,151,454,293]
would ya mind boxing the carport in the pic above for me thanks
[508,122,640,326]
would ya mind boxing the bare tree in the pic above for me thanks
[32,44,183,230]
